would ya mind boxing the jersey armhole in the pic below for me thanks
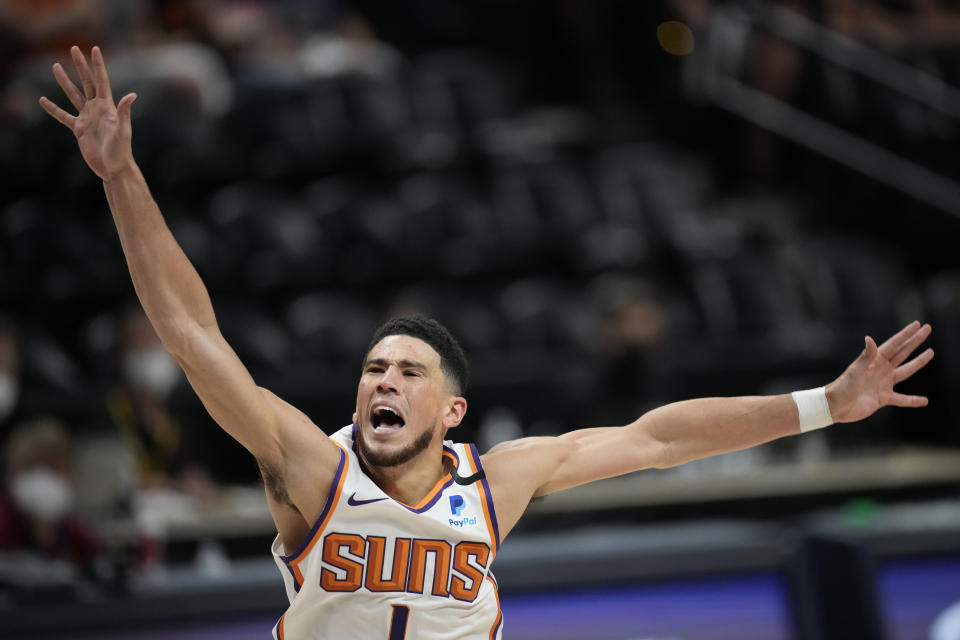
[279,442,348,565]
[467,443,501,554]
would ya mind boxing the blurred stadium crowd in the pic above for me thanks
[1,0,960,598]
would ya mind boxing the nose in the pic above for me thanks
[377,365,401,393]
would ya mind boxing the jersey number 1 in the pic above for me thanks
[388,604,409,640]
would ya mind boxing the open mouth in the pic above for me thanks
[371,405,406,433]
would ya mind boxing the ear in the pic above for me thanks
[442,396,467,430]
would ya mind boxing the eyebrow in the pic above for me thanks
[363,358,429,372]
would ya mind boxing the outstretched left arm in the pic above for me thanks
[482,321,933,541]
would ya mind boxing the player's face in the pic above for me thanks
[354,335,465,468]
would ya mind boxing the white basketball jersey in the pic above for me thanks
[271,425,503,640]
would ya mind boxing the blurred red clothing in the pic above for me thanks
[0,493,104,566]
[0,0,99,55]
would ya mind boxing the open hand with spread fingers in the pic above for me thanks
[38,46,137,182]
[826,321,934,424]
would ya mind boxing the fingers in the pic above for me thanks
[38,96,76,128]
[90,46,114,103]
[877,320,921,359]
[71,45,96,100]
[891,323,932,367]
[116,92,137,122]
[894,348,934,384]
[863,335,878,358]
[886,392,929,408]
[52,62,85,111]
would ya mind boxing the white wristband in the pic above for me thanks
[791,387,833,432]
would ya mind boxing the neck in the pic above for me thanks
[360,441,450,506]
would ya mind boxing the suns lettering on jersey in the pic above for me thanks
[450,541,490,602]
[366,536,412,592]
[408,539,451,597]
[319,532,365,592]
[319,533,490,602]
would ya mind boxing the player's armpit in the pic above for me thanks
[257,388,343,524]
[264,480,312,556]
[259,457,295,508]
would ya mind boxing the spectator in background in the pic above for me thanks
[0,318,22,437]
[107,0,233,116]
[664,0,810,183]
[202,2,399,83]
[0,0,104,122]
[202,0,302,78]
[0,0,101,70]
[2,0,231,129]
[910,0,960,43]
[0,418,104,570]
[587,276,670,426]
[821,0,909,46]
[108,308,217,500]
[822,0,960,46]
[300,11,402,79]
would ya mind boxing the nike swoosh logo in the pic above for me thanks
[347,492,389,507]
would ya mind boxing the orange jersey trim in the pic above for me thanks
[350,425,461,513]
[487,574,503,639]
[396,449,459,510]
[287,441,350,589]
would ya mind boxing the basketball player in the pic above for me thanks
[40,47,935,639]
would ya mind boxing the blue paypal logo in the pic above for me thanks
[448,494,476,528]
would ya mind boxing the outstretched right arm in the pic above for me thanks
[40,46,341,544]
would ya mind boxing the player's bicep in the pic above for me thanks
[483,422,669,540]
[483,434,631,541]
[535,422,668,496]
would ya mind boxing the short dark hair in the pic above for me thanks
[364,316,469,395]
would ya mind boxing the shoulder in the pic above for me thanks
[471,436,575,543]
[480,436,577,499]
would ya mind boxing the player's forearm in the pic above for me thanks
[635,394,800,468]
[103,161,217,350]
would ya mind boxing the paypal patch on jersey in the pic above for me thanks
[450,495,465,516]
[448,493,477,527]
[448,494,477,527]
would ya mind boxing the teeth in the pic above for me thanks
[371,405,404,430]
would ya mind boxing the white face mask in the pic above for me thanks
[10,467,75,522]
[0,372,18,421]
[123,348,181,398]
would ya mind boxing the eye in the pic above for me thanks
[403,371,420,377]
[366,366,384,374]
